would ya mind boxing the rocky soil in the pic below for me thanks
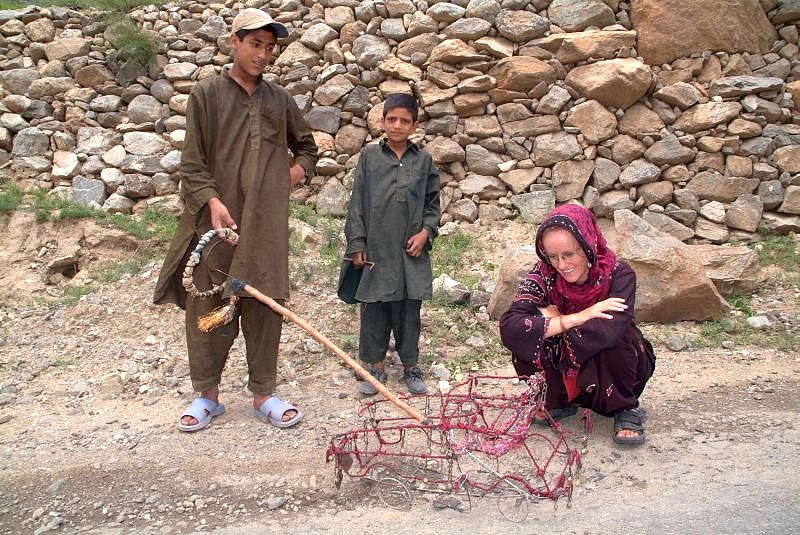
[0,214,799,534]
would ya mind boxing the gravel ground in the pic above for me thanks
[1,216,798,534]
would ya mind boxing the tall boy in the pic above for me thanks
[153,8,317,431]
[344,93,440,395]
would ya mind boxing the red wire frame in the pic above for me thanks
[326,374,583,503]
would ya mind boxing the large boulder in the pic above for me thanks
[494,9,550,41]
[547,0,616,32]
[565,58,654,109]
[614,209,729,322]
[631,0,777,65]
[529,30,637,64]
[564,100,617,145]
[673,102,742,133]
[688,244,760,297]
[487,245,539,320]
[489,56,557,92]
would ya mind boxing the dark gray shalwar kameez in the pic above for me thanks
[344,139,440,365]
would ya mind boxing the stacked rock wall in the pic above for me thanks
[0,0,799,242]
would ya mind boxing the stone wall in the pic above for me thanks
[0,0,799,242]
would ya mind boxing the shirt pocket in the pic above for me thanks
[400,159,427,204]
[260,108,280,145]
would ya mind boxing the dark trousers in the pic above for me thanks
[359,300,422,367]
[181,235,283,396]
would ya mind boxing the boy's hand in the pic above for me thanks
[208,197,238,244]
[405,230,428,257]
[289,164,306,187]
[351,251,367,267]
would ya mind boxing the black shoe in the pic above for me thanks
[403,366,427,395]
[358,367,387,396]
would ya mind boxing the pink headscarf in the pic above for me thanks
[534,205,618,314]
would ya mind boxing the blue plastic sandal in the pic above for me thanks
[177,397,225,432]
[254,396,302,428]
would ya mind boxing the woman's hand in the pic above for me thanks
[579,297,628,322]
[538,304,560,318]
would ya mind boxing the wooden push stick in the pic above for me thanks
[238,282,429,424]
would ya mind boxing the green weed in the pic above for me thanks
[728,294,753,317]
[0,182,23,213]
[318,216,344,281]
[695,316,798,352]
[0,0,160,8]
[421,306,507,375]
[289,200,319,226]
[23,188,177,242]
[749,233,799,270]
[338,334,358,352]
[103,14,164,67]
[28,189,81,221]
[49,284,96,307]
[110,209,178,243]
[289,228,306,257]
[432,230,474,278]
[95,256,152,283]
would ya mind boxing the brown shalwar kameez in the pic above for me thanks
[153,67,317,395]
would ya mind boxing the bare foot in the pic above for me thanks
[180,386,220,427]
[615,428,643,440]
[253,394,297,423]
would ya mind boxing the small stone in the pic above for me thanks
[665,336,690,352]
[267,496,286,510]
[746,316,770,330]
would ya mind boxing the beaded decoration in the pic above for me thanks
[182,227,240,298]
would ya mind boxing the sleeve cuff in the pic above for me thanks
[185,186,218,215]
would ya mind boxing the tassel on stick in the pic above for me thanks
[197,296,239,332]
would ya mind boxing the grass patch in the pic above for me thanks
[289,200,319,226]
[0,182,23,213]
[104,15,164,67]
[48,284,96,308]
[288,228,306,257]
[110,209,178,243]
[318,216,344,281]
[29,189,104,222]
[0,0,161,12]
[421,307,508,376]
[432,230,474,279]
[95,254,154,283]
[749,233,799,270]
[287,214,344,287]
[338,333,358,352]
[23,188,178,242]
[728,293,753,317]
[694,316,798,352]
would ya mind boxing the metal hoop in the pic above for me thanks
[182,228,240,298]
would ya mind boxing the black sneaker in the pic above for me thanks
[403,366,427,395]
[358,367,387,396]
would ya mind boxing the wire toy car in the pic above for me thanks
[327,374,584,522]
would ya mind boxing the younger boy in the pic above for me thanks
[344,93,440,395]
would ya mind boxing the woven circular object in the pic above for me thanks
[182,228,240,298]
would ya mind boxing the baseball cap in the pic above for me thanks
[231,8,289,38]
